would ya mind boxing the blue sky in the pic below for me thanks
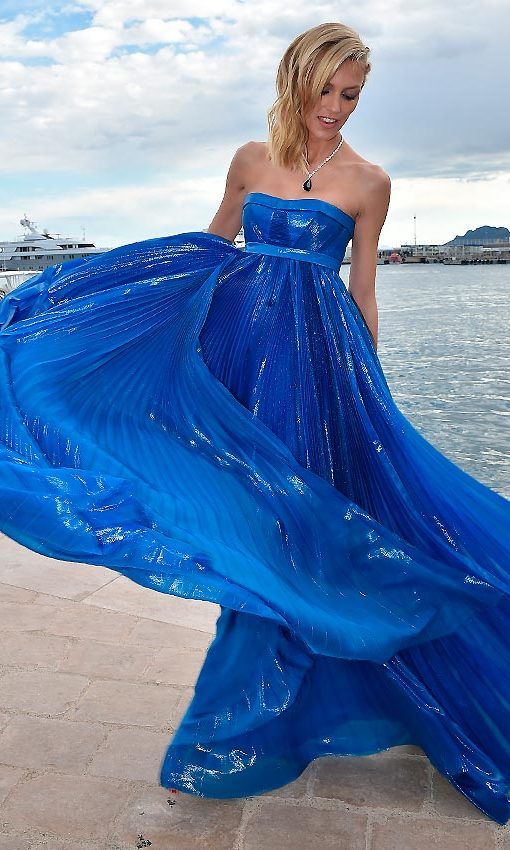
[0,1,509,248]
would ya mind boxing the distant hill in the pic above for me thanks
[444,225,510,246]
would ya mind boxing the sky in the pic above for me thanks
[0,0,509,249]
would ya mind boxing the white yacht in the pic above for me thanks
[0,216,109,274]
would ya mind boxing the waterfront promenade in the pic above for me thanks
[0,531,508,849]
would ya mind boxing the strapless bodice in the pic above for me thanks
[241,192,355,271]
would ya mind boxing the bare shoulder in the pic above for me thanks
[247,140,269,156]
[364,162,391,199]
[335,144,390,223]
[363,161,390,188]
[232,140,267,168]
[352,159,390,222]
[347,148,389,187]
[226,141,267,190]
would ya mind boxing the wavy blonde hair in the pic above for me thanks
[267,23,371,175]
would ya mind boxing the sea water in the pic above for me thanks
[363,263,510,498]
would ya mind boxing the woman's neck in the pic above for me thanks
[305,134,341,168]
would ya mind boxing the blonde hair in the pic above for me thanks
[267,23,371,174]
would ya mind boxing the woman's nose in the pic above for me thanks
[326,98,342,117]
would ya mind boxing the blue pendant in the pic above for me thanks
[303,177,312,191]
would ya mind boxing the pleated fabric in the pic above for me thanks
[0,192,509,823]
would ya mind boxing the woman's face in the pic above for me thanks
[303,59,365,141]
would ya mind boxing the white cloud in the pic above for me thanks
[0,171,227,247]
[389,172,510,247]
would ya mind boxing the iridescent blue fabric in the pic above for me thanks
[1,192,509,822]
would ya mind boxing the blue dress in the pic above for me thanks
[1,192,509,822]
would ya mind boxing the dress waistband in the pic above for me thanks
[244,241,340,271]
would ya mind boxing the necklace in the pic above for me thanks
[303,133,344,191]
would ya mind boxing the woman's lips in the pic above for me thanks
[318,116,339,127]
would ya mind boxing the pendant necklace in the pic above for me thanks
[303,133,344,191]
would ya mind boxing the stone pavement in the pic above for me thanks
[0,532,509,850]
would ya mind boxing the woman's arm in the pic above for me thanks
[348,167,391,351]
[207,143,255,242]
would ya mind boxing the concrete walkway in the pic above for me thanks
[0,532,508,849]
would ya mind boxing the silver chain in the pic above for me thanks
[303,133,343,190]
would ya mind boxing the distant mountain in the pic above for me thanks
[444,225,510,246]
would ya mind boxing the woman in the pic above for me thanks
[207,30,386,351]
[1,22,509,823]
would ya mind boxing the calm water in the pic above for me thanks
[349,263,509,498]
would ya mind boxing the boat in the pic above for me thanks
[0,216,109,276]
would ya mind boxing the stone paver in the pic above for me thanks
[0,712,11,731]
[72,678,181,727]
[59,636,154,681]
[0,716,106,772]
[127,616,213,651]
[369,815,498,849]
[243,799,368,850]
[0,582,37,603]
[32,591,88,608]
[0,834,31,850]
[0,669,88,715]
[112,785,244,850]
[0,600,56,633]
[0,764,26,805]
[87,727,171,782]
[28,842,95,850]
[83,574,218,633]
[0,534,115,599]
[313,751,429,812]
[142,645,206,686]
[0,630,68,669]
[35,602,137,643]
[0,538,509,848]
[1,773,127,839]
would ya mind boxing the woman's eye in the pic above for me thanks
[321,90,357,101]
